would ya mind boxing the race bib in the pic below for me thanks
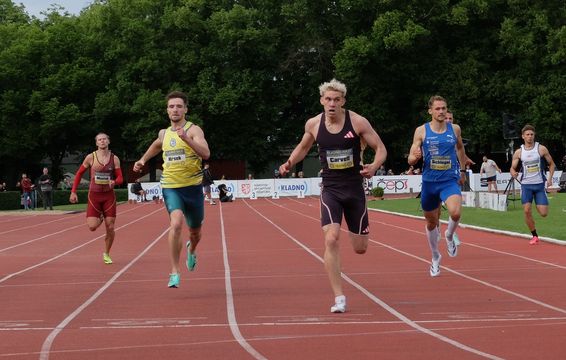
[164,149,186,164]
[94,172,111,185]
[524,160,540,173]
[430,156,451,170]
[327,149,354,169]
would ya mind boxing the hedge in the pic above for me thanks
[0,189,128,210]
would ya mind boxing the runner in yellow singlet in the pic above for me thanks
[133,91,211,288]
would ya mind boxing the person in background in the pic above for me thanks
[131,178,148,202]
[202,163,216,205]
[16,173,34,210]
[38,167,54,210]
[480,155,502,193]
[509,124,556,245]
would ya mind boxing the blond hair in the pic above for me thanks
[319,78,347,97]
[428,95,447,108]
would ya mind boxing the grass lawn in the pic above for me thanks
[368,192,566,242]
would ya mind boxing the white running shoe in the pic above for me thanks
[430,255,441,277]
[330,295,346,313]
[445,230,458,257]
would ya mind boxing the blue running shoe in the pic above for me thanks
[186,241,197,271]
[168,273,180,288]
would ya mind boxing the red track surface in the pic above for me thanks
[1,198,565,359]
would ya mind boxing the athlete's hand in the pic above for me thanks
[176,128,187,141]
[109,180,115,189]
[360,164,377,179]
[279,160,291,176]
[411,147,422,160]
[69,192,78,204]
[133,160,145,173]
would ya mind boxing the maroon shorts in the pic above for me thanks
[87,191,116,218]
[320,181,369,235]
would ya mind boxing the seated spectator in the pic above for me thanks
[0,182,6,191]
[130,178,148,202]
[386,169,394,175]
[217,184,233,202]
[375,165,386,175]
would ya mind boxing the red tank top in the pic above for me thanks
[89,151,115,192]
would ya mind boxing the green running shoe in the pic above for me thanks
[186,241,197,271]
[168,273,180,288]
[103,253,113,264]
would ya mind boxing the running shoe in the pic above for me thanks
[453,232,461,246]
[168,273,180,288]
[210,201,217,205]
[430,255,442,277]
[529,236,539,245]
[186,241,197,271]
[445,230,458,257]
[103,253,113,264]
[330,296,346,313]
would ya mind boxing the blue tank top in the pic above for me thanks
[422,122,460,182]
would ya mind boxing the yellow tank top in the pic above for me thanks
[161,122,203,188]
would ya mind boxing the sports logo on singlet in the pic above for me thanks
[327,149,354,169]
[170,138,176,147]
[94,172,111,185]
[524,160,540,173]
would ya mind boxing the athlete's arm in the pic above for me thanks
[179,124,211,160]
[509,149,522,178]
[352,114,387,178]
[280,117,317,176]
[407,125,424,166]
[540,145,556,187]
[113,156,123,186]
[134,130,164,172]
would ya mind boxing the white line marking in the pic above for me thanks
[38,227,169,360]
[0,207,163,284]
[219,202,267,360]
[250,199,504,359]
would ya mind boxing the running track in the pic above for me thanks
[1,198,565,359]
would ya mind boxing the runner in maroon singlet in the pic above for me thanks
[70,133,123,264]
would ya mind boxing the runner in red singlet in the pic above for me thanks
[70,133,123,264]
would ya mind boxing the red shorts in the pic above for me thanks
[87,191,117,218]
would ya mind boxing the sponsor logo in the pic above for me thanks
[344,131,354,138]
[374,178,409,193]
[169,138,176,147]
[241,183,251,195]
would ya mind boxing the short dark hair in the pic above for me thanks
[166,91,188,106]
[521,124,535,134]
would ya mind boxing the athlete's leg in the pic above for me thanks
[86,216,104,231]
[103,217,116,254]
[323,223,343,297]
[523,202,535,231]
[168,209,185,274]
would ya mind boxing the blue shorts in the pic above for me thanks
[421,180,461,212]
[521,183,548,205]
[162,185,204,228]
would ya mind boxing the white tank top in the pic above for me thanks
[520,142,544,185]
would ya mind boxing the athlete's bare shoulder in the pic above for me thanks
[305,113,322,137]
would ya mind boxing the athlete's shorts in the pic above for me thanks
[421,180,461,212]
[320,181,369,235]
[485,175,496,182]
[87,191,116,218]
[162,185,204,228]
[521,183,548,205]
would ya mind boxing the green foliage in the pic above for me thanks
[371,186,385,198]
[0,191,21,210]
[0,0,565,181]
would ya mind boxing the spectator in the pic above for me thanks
[202,163,216,205]
[38,167,54,210]
[217,183,233,202]
[479,155,502,193]
[247,173,254,180]
[387,169,394,175]
[375,165,386,175]
[130,178,148,202]
[298,170,304,178]
[0,182,7,191]
[16,173,34,210]
[274,169,281,178]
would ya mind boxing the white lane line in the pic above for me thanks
[249,199,503,360]
[0,208,163,284]
[219,202,267,360]
[38,227,169,360]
